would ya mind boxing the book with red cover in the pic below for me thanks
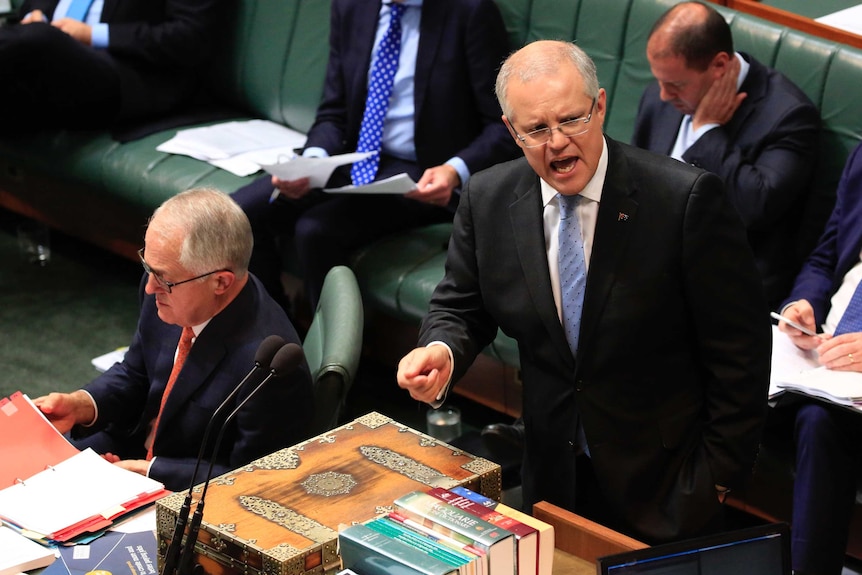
[393,490,515,575]
[427,487,538,575]
[449,486,555,575]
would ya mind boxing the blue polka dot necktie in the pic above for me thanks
[351,3,405,186]
[835,280,862,335]
[558,193,586,356]
[65,0,95,21]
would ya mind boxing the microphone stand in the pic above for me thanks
[160,335,285,575]
[175,343,304,575]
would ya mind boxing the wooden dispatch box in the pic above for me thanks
[156,412,502,575]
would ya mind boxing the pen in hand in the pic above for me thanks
[269,188,281,204]
[770,311,820,337]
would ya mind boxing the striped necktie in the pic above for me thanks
[350,3,405,186]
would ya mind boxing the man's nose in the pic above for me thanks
[659,83,677,101]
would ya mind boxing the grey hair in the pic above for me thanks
[495,40,600,120]
[149,187,252,277]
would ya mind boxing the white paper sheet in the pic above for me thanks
[260,152,374,189]
[816,5,862,36]
[323,173,418,195]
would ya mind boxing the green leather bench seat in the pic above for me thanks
[1,0,862,374]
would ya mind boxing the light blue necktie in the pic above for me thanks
[65,0,95,22]
[558,193,586,356]
[835,280,862,335]
[351,3,405,186]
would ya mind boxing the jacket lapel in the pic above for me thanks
[413,0,446,118]
[578,139,639,353]
[509,179,574,365]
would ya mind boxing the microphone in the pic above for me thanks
[176,342,305,575]
[160,335,286,575]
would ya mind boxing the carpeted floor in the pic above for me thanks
[0,208,142,399]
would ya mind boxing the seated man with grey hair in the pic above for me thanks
[35,188,313,491]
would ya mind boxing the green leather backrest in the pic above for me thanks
[209,0,330,133]
[492,0,862,254]
[303,266,364,435]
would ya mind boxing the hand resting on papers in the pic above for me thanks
[779,299,862,372]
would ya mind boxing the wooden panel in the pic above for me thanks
[533,501,648,564]
[725,0,862,49]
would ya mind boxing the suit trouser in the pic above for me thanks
[792,402,862,575]
[0,21,120,132]
[231,156,453,310]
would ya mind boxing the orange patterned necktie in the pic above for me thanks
[146,326,195,460]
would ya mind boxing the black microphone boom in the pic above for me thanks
[176,342,305,575]
[160,335,286,575]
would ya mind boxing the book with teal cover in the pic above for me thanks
[366,517,478,575]
[339,523,459,575]
[393,490,515,575]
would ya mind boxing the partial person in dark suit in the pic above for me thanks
[397,40,771,544]
[0,0,219,133]
[631,1,820,310]
[34,188,313,492]
[231,0,518,311]
[775,142,862,575]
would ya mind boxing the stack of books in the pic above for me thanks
[338,487,555,575]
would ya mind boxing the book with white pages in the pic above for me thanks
[0,524,56,575]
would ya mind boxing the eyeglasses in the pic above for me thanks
[510,98,596,148]
[138,248,229,293]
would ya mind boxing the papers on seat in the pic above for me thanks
[0,525,55,575]
[769,326,862,409]
[324,173,418,195]
[260,151,373,189]
[91,347,128,373]
[156,120,307,177]
[816,5,862,37]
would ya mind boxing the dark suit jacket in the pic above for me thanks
[19,0,218,121]
[420,138,771,543]
[73,274,313,492]
[632,54,820,308]
[783,142,862,324]
[305,0,517,183]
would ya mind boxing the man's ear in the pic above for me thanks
[213,271,236,294]
[502,115,522,146]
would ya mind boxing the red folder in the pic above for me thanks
[0,392,80,488]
